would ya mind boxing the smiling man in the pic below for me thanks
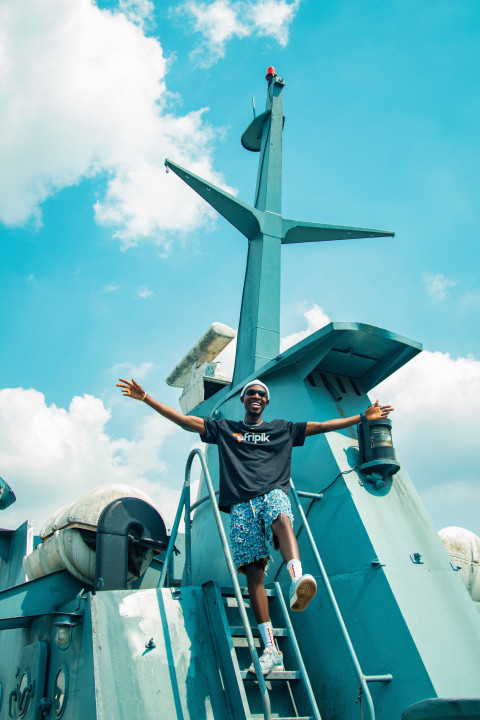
[117,376,393,676]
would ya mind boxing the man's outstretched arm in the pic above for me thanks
[305,400,393,437]
[117,378,206,434]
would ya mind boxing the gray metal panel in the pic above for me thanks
[0,570,84,629]
[164,158,262,239]
[0,521,33,591]
[402,698,480,719]
[241,110,271,151]
[203,582,250,720]
[91,587,230,719]
[324,431,480,698]
[282,218,394,244]
[261,322,422,390]
[199,322,422,420]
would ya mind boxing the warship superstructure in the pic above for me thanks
[1,68,479,720]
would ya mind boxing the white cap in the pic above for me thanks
[240,379,270,400]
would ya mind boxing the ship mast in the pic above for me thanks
[165,67,394,387]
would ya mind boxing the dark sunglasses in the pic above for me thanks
[245,389,267,398]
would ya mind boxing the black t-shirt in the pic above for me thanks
[201,419,307,512]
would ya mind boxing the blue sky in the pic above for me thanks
[1,0,479,536]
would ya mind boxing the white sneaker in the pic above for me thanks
[248,646,284,676]
[289,574,317,612]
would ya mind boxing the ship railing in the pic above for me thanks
[159,451,391,720]
[158,447,272,720]
[289,478,392,720]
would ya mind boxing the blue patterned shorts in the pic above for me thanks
[229,489,294,573]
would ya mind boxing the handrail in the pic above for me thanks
[158,481,190,588]
[159,449,272,720]
[290,477,390,720]
[191,488,219,511]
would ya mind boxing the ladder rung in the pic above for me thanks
[240,670,301,680]
[221,586,276,597]
[230,626,288,637]
[225,596,251,608]
[233,636,262,648]
[252,716,313,720]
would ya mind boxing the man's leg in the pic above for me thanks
[271,512,317,612]
[244,559,283,674]
[244,560,269,624]
[271,513,300,561]
[230,501,283,674]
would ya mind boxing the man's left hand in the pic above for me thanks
[365,399,394,420]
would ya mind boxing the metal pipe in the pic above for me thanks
[365,675,393,683]
[296,491,324,500]
[290,478,377,720]
[184,466,192,586]
[190,489,219,511]
[158,482,189,588]
[187,449,272,720]
[273,581,322,720]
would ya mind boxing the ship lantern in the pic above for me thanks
[55,621,73,649]
[357,418,400,489]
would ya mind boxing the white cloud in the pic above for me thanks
[137,285,154,298]
[0,387,183,530]
[184,0,248,64]
[422,271,458,300]
[374,350,480,535]
[250,0,301,45]
[0,0,232,247]
[110,361,153,381]
[280,303,330,351]
[179,0,301,66]
[116,0,155,30]
[103,283,121,293]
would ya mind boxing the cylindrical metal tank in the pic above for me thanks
[439,526,480,601]
[23,484,164,585]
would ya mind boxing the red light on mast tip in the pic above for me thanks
[265,66,276,80]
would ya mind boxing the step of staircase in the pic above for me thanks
[240,670,301,680]
[251,716,313,720]
[230,625,288,637]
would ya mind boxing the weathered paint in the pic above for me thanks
[91,587,230,719]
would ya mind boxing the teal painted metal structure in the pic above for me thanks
[169,69,480,719]
[1,68,480,720]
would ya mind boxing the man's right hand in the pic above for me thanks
[116,377,205,434]
[117,378,147,401]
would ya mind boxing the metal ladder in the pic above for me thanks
[204,580,321,720]
[159,448,391,720]
[159,448,321,720]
